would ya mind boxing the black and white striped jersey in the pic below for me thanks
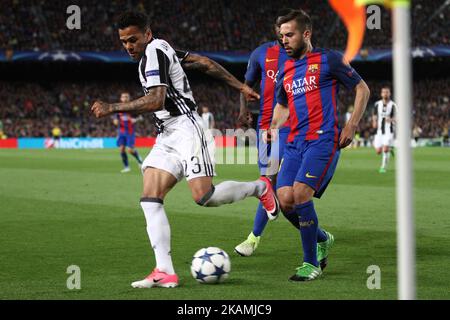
[138,39,196,124]
[375,99,397,134]
[175,49,189,62]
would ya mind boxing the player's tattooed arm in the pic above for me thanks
[182,53,260,101]
[91,86,167,118]
[340,79,370,148]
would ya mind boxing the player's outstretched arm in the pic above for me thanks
[182,53,260,101]
[340,80,370,148]
[91,86,167,118]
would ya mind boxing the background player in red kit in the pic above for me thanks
[114,91,143,173]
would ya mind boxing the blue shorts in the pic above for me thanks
[276,134,340,199]
[257,127,290,176]
[117,134,135,148]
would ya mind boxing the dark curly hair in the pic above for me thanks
[117,11,150,31]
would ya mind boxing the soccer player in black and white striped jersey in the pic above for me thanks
[372,86,397,173]
[91,11,280,288]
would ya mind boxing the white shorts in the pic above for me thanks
[142,112,216,181]
[373,132,393,149]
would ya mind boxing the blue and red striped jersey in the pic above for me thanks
[276,48,362,142]
[117,113,135,135]
[245,41,290,130]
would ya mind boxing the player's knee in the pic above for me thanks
[293,183,314,204]
[195,185,216,206]
[277,189,294,213]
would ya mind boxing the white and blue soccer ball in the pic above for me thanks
[190,247,231,284]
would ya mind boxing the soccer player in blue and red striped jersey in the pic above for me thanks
[114,92,143,173]
[268,9,370,281]
[235,9,298,257]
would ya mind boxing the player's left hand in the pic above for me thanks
[339,123,357,149]
[238,107,253,127]
[241,84,260,102]
[91,100,113,118]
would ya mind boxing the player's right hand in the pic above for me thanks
[91,100,113,118]
[262,129,278,144]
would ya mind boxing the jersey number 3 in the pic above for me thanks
[182,156,202,177]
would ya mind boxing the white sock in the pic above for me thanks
[140,201,175,275]
[204,180,266,207]
[382,151,390,169]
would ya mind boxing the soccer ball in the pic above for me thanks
[190,247,231,284]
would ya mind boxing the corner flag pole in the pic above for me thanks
[392,0,416,300]
[330,0,416,299]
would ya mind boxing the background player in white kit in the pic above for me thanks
[201,106,215,130]
[91,11,279,288]
[372,86,397,173]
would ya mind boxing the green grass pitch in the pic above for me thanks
[0,147,449,299]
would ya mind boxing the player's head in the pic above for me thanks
[117,11,152,61]
[202,106,209,113]
[277,9,312,58]
[381,86,391,100]
[273,25,282,45]
[120,92,131,103]
[274,8,294,46]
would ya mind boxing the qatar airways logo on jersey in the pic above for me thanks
[284,76,318,95]
[266,69,279,82]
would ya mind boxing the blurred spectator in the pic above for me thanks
[0,79,448,140]
[0,119,6,139]
[413,124,423,143]
[5,47,14,61]
[51,123,62,146]
[442,121,449,145]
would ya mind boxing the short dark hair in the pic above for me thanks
[273,8,295,37]
[276,9,312,33]
[275,8,294,21]
[117,11,150,31]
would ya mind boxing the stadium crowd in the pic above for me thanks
[0,79,240,138]
[1,0,448,53]
[0,79,448,142]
